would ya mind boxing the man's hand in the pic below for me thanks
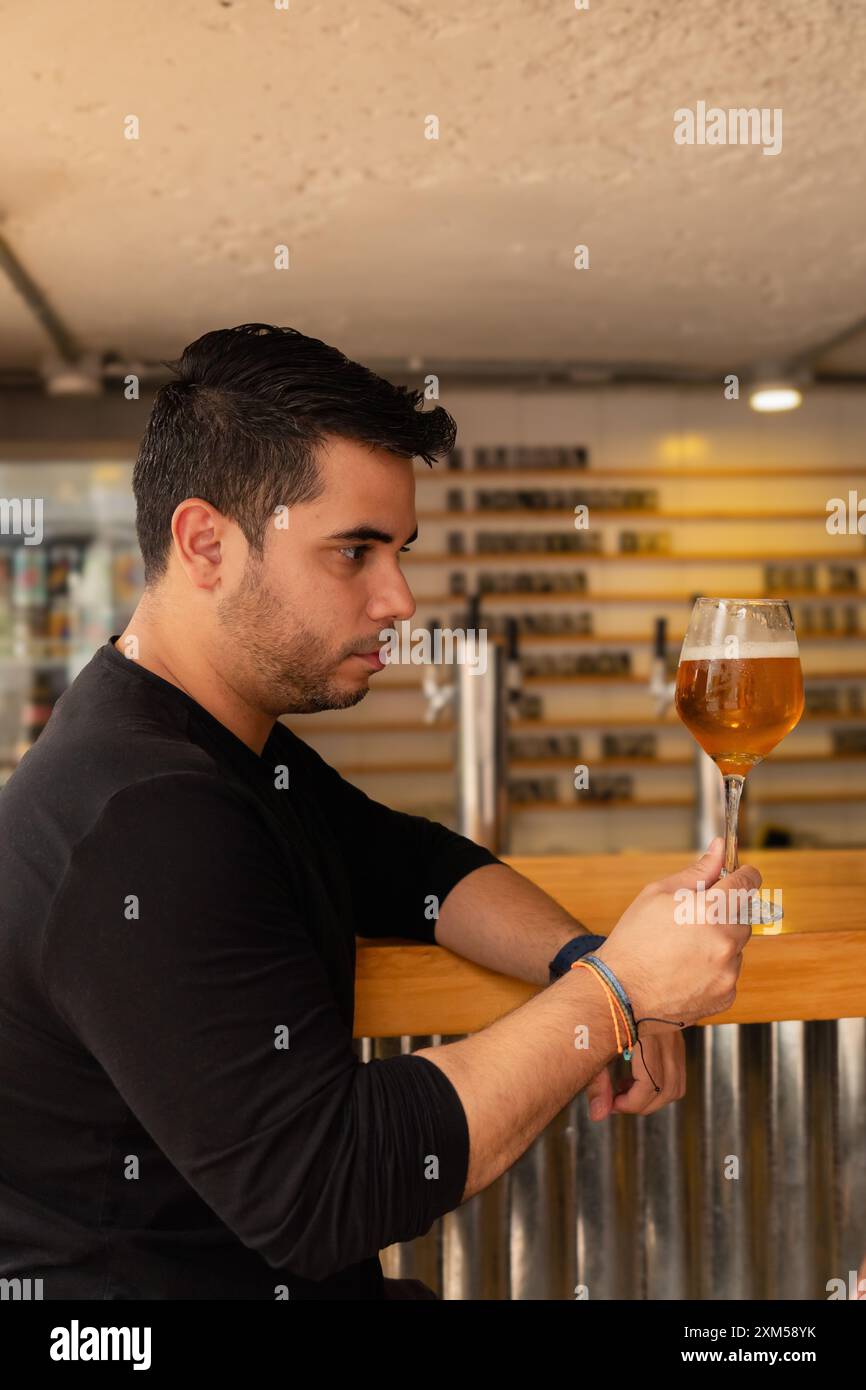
[585,1031,686,1120]
[578,837,760,1122]
[594,838,759,1036]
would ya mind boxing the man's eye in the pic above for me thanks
[338,544,413,562]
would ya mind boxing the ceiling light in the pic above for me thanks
[748,365,803,413]
[42,351,103,396]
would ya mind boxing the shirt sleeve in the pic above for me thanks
[295,742,505,942]
[40,771,470,1284]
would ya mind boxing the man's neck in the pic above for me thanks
[113,619,275,757]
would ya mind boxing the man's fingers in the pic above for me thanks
[611,1073,678,1116]
[656,840,764,906]
[717,865,763,949]
[610,1075,655,1113]
[612,1033,687,1115]
[586,1065,614,1121]
[723,864,763,896]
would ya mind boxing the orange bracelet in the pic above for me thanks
[571,959,635,1059]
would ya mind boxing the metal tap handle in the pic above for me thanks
[504,615,522,718]
[421,617,454,723]
[649,615,676,713]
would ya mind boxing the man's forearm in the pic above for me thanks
[434,862,593,985]
[415,966,618,1200]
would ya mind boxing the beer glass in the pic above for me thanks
[675,598,804,923]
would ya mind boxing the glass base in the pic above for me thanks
[749,896,783,925]
[719,868,783,924]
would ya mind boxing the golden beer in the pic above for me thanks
[675,647,804,777]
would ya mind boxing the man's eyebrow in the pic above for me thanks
[325,524,418,546]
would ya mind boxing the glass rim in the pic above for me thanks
[691,596,793,608]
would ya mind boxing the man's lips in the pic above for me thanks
[351,649,386,671]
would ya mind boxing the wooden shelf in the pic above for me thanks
[515,796,693,810]
[515,630,860,644]
[338,751,866,774]
[283,712,866,733]
[513,790,866,812]
[377,669,865,690]
[379,673,647,688]
[406,551,866,565]
[413,590,866,604]
[429,465,866,481]
[419,509,832,522]
[338,760,461,775]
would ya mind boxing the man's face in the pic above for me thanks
[215,434,418,715]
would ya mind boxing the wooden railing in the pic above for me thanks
[353,849,866,1036]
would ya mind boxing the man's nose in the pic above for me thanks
[370,570,416,625]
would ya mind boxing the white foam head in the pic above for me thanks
[679,640,800,662]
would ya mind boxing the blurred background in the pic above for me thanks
[1,0,864,850]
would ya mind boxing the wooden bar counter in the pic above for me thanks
[354,849,866,1037]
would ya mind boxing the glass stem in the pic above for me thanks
[721,775,745,877]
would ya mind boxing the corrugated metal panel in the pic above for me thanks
[367,1020,866,1300]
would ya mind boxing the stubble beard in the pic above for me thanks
[215,558,370,715]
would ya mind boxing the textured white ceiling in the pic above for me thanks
[0,0,864,374]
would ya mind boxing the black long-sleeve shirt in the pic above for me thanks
[0,637,502,1299]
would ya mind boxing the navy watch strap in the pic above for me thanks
[548,933,609,983]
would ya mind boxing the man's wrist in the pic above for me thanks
[558,958,623,1064]
[547,932,608,984]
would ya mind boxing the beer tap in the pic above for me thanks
[504,614,523,720]
[649,616,676,715]
[457,593,509,850]
[420,593,510,853]
[421,617,455,723]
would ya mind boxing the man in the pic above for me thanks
[0,324,759,1300]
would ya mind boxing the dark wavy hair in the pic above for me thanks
[132,323,457,584]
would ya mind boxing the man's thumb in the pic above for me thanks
[658,837,724,894]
